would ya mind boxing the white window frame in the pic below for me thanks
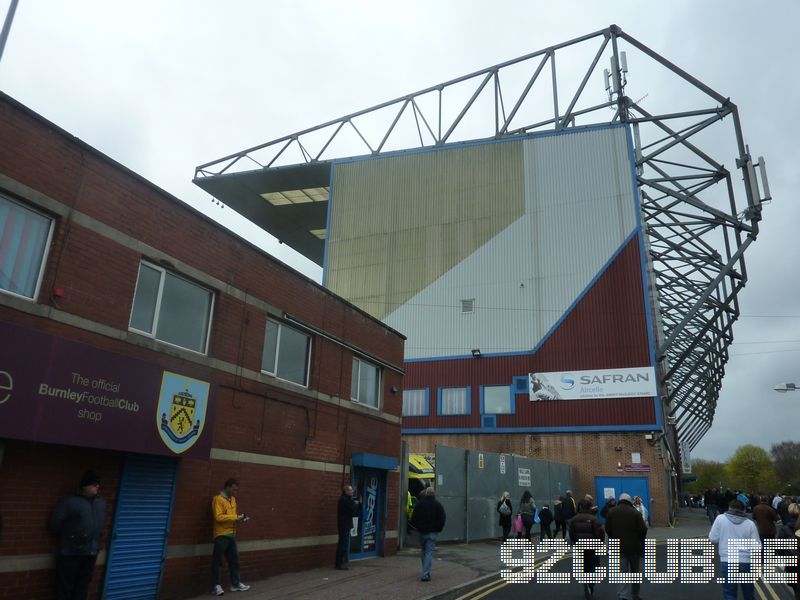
[0,194,55,302]
[351,356,381,410]
[482,384,514,415]
[128,261,215,355]
[438,386,471,416]
[261,318,312,388]
[402,388,429,417]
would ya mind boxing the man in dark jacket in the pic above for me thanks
[562,490,577,521]
[569,499,605,599]
[48,470,106,600]
[600,497,617,521]
[409,487,446,581]
[553,497,567,538]
[778,496,795,526]
[604,493,647,600]
[335,484,361,570]
[752,496,778,541]
[704,488,719,523]
[715,488,729,515]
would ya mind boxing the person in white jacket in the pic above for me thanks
[708,499,760,600]
[633,495,649,525]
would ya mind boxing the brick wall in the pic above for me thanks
[405,432,673,526]
[0,94,404,599]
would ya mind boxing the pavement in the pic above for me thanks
[188,508,715,600]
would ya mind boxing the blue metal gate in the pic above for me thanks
[103,454,179,599]
[594,476,651,525]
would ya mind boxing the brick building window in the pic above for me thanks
[0,194,53,300]
[261,319,311,387]
[481,385,514,414]
[402,389,429,416]
[438,387,471,415]
[129,261,214,354]
[351,357,380,409]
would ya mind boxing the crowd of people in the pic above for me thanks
[496,489,650,543]
[705,491,800,600]
[701,487,799,525]
[494,487,800,600]
[495,489,648,599]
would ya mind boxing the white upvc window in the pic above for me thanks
[439,387,471,415]
[261,318,312,387]
[483,385,513,414]
[0,194,54,300]
[402,389,429,416]
[351,356,380,409]
[129,261,214,354]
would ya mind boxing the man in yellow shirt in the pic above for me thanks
[211,479,250,596]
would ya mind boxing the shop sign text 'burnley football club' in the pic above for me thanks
[0,320,215,458]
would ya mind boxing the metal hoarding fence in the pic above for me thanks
[430,446,574,542]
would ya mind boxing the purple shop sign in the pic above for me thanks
[0,319,216,458]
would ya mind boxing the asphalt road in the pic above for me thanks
[438,539,798,600]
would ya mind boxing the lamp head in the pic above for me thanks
[774,383,798,393]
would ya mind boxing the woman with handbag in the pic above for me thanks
[519,491,536,541]
[497,491,513,541]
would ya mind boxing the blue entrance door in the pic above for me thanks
[103,454,179,599]
[349,468,385,559]
[594,476,651,524]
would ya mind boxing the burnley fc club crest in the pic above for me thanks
[156,371,210,454]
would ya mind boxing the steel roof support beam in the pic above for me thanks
[193,25,767,450]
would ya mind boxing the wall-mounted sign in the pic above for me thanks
[499,454,506,475]
[0,319,216,458]
[623,464,651,473]
[680,442,692,474]
[478,453,484,469]
[518,467,531,487]
[529,367,657,401]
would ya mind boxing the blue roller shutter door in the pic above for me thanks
[103,454,179,599]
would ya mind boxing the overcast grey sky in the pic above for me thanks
[1,0,797,463]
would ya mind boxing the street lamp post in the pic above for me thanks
[773,383,798,393]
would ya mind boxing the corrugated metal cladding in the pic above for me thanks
[326,126,638,362]
[402,236,655,429]
[327,141,525,321]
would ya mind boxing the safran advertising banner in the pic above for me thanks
[529,367,657,401]
[0,319,216,458]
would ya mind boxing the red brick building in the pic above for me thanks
[0,92,404,599]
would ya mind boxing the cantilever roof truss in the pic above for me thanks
[194,25,769,453]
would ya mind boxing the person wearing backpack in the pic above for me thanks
[568,498,605,599]
[497,491,513,541]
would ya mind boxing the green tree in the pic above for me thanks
[771,441,800,491]
[726,444,778,494]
